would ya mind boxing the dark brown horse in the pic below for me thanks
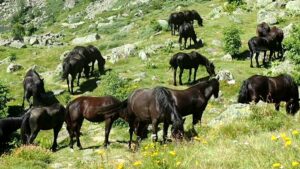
[62,50,90,94]
[21,103,66,151]
[65,96,127,149]
[178,22,198,49]
[86,45,106,75]
[238,74,299,115]
[168,12,185,35]
[183,10,203,26]
[170,51,215,86]
[22,69,46,108]
[269,26,284,59]
[256,22,270,37]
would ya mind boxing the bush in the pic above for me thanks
[227,0,243,5]
[12,23,25,40]
[283,24,300,83]
[222,25,241,56]
[0,81,9,118]
[25,24,37,36]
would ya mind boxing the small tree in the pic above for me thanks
[12,23,25,40]
[223,25,242,56]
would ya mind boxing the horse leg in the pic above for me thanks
[179,68,184,85]
[128,122,135,149]
[263,51,267,65]
[151,119,159,142]
[163,121,169,143]
[269,50,274,63]
[104,118,113,148]
[250,51,253,68]
[67,77,70,93]
[179,36,182,50]
[70,76,75,94]
[255,52,260,68]
[275,102,280,111]
[28,129,40,145]
[75,119,83,149]
[173,67,177,86]
[51,124,62,152]
[188,68,192,83]
[77,72,81,87]
[184,37,187,49]
[194,67,198,83]
[91,61,95,76]
[66,125,74,149]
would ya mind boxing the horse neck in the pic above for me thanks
[191,81,214,99]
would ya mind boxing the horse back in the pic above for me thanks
[268,75,297,101]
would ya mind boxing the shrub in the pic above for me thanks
[227,0,243,5]
[222,25,241,56]
[0,81,9,118]
[283,24,300,83]
[25,24,37,36]
[12,23,25,40]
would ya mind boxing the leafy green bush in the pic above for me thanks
[283,24,300,83]
[222,25,241,56]
[25,24,37,36]
[12,23,25,40]
[0,81,9,118]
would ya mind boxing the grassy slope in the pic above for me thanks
[1,0,300,168]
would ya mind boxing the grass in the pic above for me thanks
[1,0,300,168]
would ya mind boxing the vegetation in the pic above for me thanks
[222,25,242,56]
[0,81,9,117]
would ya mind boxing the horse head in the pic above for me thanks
[207,78,219,99]
[206,62,216,77]
[286,98,300,116]
[61,60,70,80]
[171,118,185,140]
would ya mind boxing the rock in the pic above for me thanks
[257,9,278,25]
[138,50,149,61]
[208,104,251,127]
[257,0,272,7]
[216,70,235,84]
[283,23,294,37]
[108,44,137,63]
[229,15,242,24]
[9,40,26,48]
[6,63,22,73]
[130,0,150,5]
[120,23,135,33]
[222,53,232,61]
[134,10,143,17]
[209,6,223,19]
[53,89,65,96]
[85,0,117,20]
[211,39,222,47]
[61,22,85,29]
[264,60,295,76]
[64,0,76,9]
[0,39,12,46]
[29,36,38,45]
[157,19,168,30]
[71,33,100,45]
[97,20,113,28]
[60,51,70,61]
[286,0,300,14]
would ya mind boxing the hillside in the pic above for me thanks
[0,0,300,168]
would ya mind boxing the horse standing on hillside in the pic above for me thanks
[22,69,46,108]
[62,50,90,94]
[238,74,299,115]
[86,45,106,75]
[183,10,203,26]
[269,26,284,59]
[170,51,215,86]
[168,12,185,35]
[169,78,219,128]
[256,22,270,37]
[0,115,25,149]
[178,22,198,49]
[21,103,66,151]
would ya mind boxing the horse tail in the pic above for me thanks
[238,80,250,103]
[96,99,128,115]
[153,87,179,121]
[21,112,31,144]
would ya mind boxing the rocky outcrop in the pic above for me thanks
[257,9,278,25]
[9,40,26,48]
[286,0,300,14]
[85,0,117,20]
[23,32,64,46]
[7,63,22,73]
[216,70,235,84]
[106,44,137,63]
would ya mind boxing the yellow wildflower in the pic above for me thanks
[280,133,287,139]
[133,161,142,167]
[151,151,159,157]
[116,162,124,169]
[292,161,299,167]
[271,135,278,141]
[97,149,105,156]
[285,140,292,147]
[292,130,299,136]
[176,161,181,167]
[272,163,281,168]
[169,151,176,156]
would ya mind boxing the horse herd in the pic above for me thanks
[0,10,299,153]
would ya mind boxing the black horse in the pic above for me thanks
[168,12,185,35]
[178,22,198,49]
[86,45,106,75]
[248,35,277,67]
[21,103,66,151]
[238,74,299,115]
[62,50,89,94]
[170,51,215,86]
[22,69,46,108]
[0,115,24,150]
[183,10,203,26]
[256,22,270,37]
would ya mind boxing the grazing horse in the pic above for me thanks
[22,69,46,108]
[168,12,185,35]
[0,116,24,149]
[21,103,66,151]
[178,22,198,49]
[86,45,106,75]
[248,35,277,67]
[183,10,203,26]
[62,50,89,94]
[65,96,127,149]
[170,51,215,86]
[169,78,219,128]
[238,74,299,115]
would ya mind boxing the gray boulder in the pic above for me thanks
[108,44,137,63]
[286,0,300,14]
[64,0,76,9]
[209,6,223,19]
[157,19,168,30]
[138,50,149,61]
[257,9,278,25]
[283,23,294,37]
[9,40,26,48]
[211,39,222,47]
[216,70,235,84]
[7,63,22,73]
[221,53,233,61]
[71,33,100,45]
[120,23,135,33]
